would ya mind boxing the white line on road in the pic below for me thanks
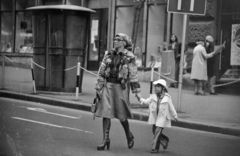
[18,106,82,119]
[11,117,93,134]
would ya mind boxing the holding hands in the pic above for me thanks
[135,93,142,102]
[173,117,178,122]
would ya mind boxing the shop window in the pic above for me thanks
[1,0,13,11]
[33,13,46,48]
[1,13,13,52]
[66,14,87,49]
[89,19,99,61]
[16,0,35,10]
[49,14,64,48]
[15,12,33,53]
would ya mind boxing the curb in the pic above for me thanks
[1,90,240,137]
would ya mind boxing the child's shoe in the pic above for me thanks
[151,149,159,153]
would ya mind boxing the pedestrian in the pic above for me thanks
[94,33,141,150]
[168,34,181,88]
[205,35,218,95]
[190,38,224,95]
[135,79,178,153]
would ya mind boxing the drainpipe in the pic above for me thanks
[107,0,116,50]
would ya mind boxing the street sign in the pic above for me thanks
[167,0,207,15]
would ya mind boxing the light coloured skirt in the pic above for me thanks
[94,82,133,120]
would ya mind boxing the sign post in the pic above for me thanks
[177,14,188,112]
[167,0,207,112]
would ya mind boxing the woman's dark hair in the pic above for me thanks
[205,41,214,54]
[170,34,178,44]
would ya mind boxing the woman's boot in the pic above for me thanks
[120,119,134,149]
[97,118,111,150]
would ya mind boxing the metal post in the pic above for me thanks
[219,30,223,70]
[75,62,81,100]
[1,55,5,89]
[158,66,161,79]
[177,14,188,112]
[166,12,172,50]
[150,67,154,94]
[142,0,148,67]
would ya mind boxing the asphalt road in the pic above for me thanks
[0,97,240,156]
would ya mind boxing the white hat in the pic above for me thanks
[153,79,168,92]
[205,35,214,42]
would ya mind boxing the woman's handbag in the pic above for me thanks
[91,94,100,119]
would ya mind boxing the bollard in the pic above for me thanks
[75,62,81,100]
[150,67,154,94]
[158,65,161,79]
[30,59,37,94]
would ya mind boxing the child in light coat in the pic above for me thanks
[136,79,178,153]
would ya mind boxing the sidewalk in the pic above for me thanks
[1,71,240,137]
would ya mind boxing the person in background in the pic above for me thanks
[205,35,218,95]
[190,38,225,95]
[94,33,141,150]
[2,43,12,52]
[169,34,182,88]
[136,79,177,153]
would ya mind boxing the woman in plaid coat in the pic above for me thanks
[95,33,140,150]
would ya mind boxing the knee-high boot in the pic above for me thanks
[120,119,134,149]
[97,118,111,150]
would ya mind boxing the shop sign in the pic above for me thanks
[220,69,240,81]
[231,24,240,65]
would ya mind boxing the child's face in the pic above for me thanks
[154,84,163,94]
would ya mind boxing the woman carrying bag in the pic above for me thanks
[94,33,141,150]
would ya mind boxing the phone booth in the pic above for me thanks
[27,5,95,92]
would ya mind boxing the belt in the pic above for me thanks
[107,77,121,84]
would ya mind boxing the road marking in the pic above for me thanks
[11,117,93,133]
[18,106,82,119]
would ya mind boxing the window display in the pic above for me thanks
[15,12,33,53]
[1,13,13,52]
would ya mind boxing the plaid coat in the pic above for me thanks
[95,49,140,94]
